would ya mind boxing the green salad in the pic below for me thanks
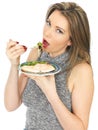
[37,42,42,49]
[20,61,47,67]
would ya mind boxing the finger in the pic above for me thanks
[7,44,27,58]
[7,39,18,49]
[9,44,26,53]
[10,49,26,59]
[24,73,36,79]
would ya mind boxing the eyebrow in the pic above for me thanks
[47,18,65,33]
[56,26,65,32]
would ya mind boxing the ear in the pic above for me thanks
[67,40,72,46]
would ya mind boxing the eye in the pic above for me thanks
[46,19,51,26]
[56,29,64,34]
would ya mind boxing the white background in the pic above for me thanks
[0,0,97,130]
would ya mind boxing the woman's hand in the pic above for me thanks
[25,74,58,101]
[6,39,27,65]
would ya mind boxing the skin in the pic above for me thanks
[4,10,94,130]
[42,10,71,57]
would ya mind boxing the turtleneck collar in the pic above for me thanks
[39,51,69,72]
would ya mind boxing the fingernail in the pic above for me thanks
[24,75,27,77]
[16,41,19,44]
[22,45,27,51]
[23,74,27,77]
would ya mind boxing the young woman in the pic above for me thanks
[4,2,94,130]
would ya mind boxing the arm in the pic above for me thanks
[4,64,21,111]
[4,39,28,111]
[4,65,28,111]
[4,40,39,111]
[28,63,94,130]
[49,63,94,130]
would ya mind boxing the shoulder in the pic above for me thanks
[72,62,94,92]
[72,62,93,78]
[68,62,94,92]
[27,47,39,61]
[72,63,93,75]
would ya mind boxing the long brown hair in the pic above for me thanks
[46,2,91,73]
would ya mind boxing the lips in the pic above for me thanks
[42,39,49,48]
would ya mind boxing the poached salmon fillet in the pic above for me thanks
[21,62,55,73]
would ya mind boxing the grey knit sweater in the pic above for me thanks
[22,51,72,130]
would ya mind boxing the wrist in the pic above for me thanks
[48,93,60,104]
[10,63,19,71]
[10,57,20,67]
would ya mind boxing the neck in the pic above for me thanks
[48,50,66,58]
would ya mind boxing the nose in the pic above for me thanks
[44,28,52,37]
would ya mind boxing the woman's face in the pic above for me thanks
[43,10,71,57]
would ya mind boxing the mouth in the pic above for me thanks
[42,39,49,48]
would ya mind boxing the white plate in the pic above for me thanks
[18,61,61,76]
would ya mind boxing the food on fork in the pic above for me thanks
[37,42,42,50]
[26,42,42,62]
